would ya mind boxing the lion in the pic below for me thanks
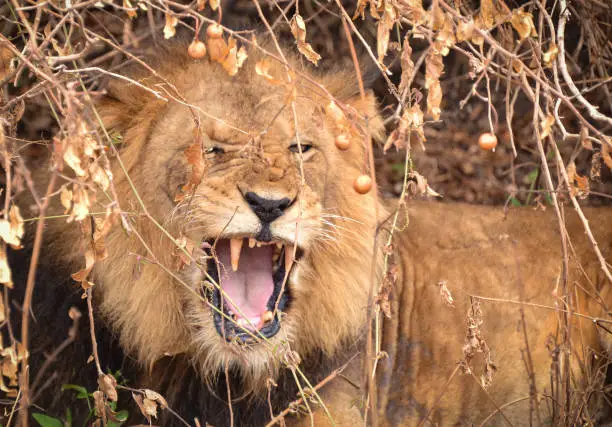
[10,40,612,426]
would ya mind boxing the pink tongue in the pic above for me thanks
[216,240,274,322]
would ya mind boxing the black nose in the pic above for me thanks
[244,192,291,224]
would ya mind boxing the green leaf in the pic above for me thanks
[525,169,538,184]
[32,413,63,427]
[114,410,129,422]
[62,384,90,400]
[509,196,522,207]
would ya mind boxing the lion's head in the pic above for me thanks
[69,43,384,388]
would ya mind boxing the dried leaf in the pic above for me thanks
[542,43,558,67]
[89,162,111,191]
[398,34,414,94]
[133,394,151,423]
[144,389,168,408]
[196,0,206,10]
[290,15,321,65]
[397,0,426,24]
[0,41,16,82]
[163,14,178,40]
[567,162,590,199]
[222,38,247,76]
[480,0,509,29]
[540,114,554,139]
[432,6,455,56]
[384,104,426,152]
[60,186,73,214]
[376,1,396,61]
[0,206,24,249]
[255,59,280,84]
[207,35,229,63]
[602,142,612,170]
[461,299,496,388]
[456,19,475,43]
[425,51,444,120]
[123,0,137,18]
[209,0,219,10]
[0,247,13,287]
[72,186,91,222]
[510,9,537,41]
[98,373,118,401]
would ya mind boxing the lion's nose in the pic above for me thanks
[244,192,292,224]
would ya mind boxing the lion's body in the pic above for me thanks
[9,42,612,426]
[375,201,612,426]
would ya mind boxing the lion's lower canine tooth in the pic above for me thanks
[262,311,274,323]
[230,238,243,271]
[249,238,256,248]
[285,245,295,271]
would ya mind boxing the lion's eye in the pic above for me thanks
[204,146,225,155]
[288,143,313,153]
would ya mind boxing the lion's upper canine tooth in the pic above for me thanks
[276,243,283,250]
[285,245,295,271]
[249,238,256,248]
[230,238,243,271]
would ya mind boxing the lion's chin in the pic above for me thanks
[201,237,303,344]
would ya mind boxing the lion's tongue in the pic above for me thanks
[216,240,274,327]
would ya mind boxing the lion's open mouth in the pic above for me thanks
[205,238,302,343]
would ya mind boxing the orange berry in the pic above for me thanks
[353,174,373,194]
[478,132,498,150]
[206,24,223,38]
[335,134,350,150]
[188,40,207,59]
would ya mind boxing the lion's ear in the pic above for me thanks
[93,82,165,171]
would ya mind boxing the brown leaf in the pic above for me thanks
[376,1,396,61]
[383,104,426,152]
[60,186,73,214]
[207,35,229,63]
[0,205,24,249]
[92,390,106,422]
[425,51,444,120]
[480,0,509,29]
[396,0,426,24]
[510,9,537,41]
[209,0,219,10]
[123,0,137,18]
[398,34,414,94]
[0,247,12,287]
[432,6,455,56]
[163,14,178,39]
[144,389,168,408]
[0,41,15,82]
[133,393,151,424]
[540,114,554,139]
[196,0,206,10]
[98,374,118,401]
[602,141,612,170]
[456,19,475,43]
[290,15,321,65]
[542,43,558,67]
[567,162,590,199]
[222,38,247,76]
